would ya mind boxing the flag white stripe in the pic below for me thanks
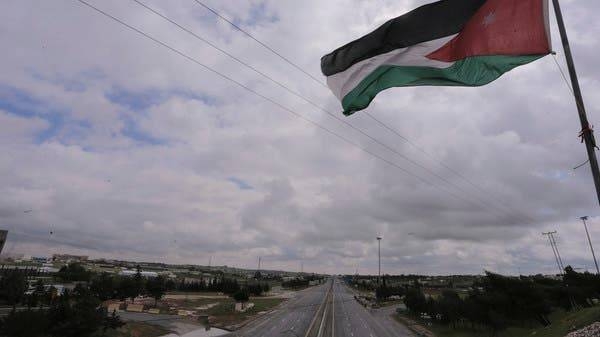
[326,35,457,100]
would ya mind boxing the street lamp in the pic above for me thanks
[376,237,382,285]
[580,216,600,275]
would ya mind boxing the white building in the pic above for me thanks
[118,269,158,278]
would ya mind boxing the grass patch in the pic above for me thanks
[159,297,285,328]
[406,306,600,337]
[377,300,405,307]
[165,291,224,296]
[97,321,171,337]
[251,298,284,312]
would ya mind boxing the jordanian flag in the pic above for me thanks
[321,0,551,115]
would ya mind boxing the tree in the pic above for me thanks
[24,293,39,309]
[145,276,166,307]
[246,282,268,296]
[233,290,249,303]
[90,273,115,301]
[116,277,139,303]
[0,309,49,337]
[404,288,427,315]
[101,308,125,336]
[0,283,124,337]
[437,290,462,327]
[47,288,104,337]
[563,266,600,307]
[376,284,405,300]
[0,269,28,309]
[133,266,144,298]
[57,263,91,282]
[165,279,176,291]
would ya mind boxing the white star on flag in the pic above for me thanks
[483,11,496,27]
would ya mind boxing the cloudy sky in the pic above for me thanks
[1,0,599,275]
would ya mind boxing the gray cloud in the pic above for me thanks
[0,0,599,275]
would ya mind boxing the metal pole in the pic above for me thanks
[551,0,600,206]
[580,217,600,274]
[550,232,565,271]
[543,231,563,275]
[376,237,382,285]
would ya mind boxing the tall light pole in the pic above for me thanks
[376,237,382,285]
[580,216,599,274]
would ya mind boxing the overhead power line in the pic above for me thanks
[190,1,537,224]
[75,0,513,217]
[131,0,528,222]
[192,0,327,87]
[363,112,537,223]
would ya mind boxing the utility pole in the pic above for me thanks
[549,232,565,271]
[552,0,600,205]
[543,231,564,275]
[580,216,600,274]
[376,237,382,285]
[258,256,261,272]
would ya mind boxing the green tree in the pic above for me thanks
[57,263,91,282]
[116,277,138,303]
[437,290,462,327]
[0,309,49,337]
[404,288,427,315]
[47,288,104,337]
[0,285,123,337]
[233,290,249,303]
[101,308,125,336]
[145,276,166,307]
[0,269,28,309]
[133,266,145,298]
[90,273,115,301]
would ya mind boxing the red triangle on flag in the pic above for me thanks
[427,0,550,62]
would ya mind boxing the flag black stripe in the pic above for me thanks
[321,0,486,76]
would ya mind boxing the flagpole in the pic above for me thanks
[551,0,600,206]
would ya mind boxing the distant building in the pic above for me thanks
[38,265,60,273]
[118,269,158,278]
[0,230,7,255]
[52,254,88,263]
[31,256,49,263]
[0,253,25,262]
[29,284,70,296]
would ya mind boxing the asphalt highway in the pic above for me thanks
[224,283,328,337]
[332,279,414,337]
[225,278,413,337]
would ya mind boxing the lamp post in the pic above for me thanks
[580,216,599,274]
[376,237,382,285]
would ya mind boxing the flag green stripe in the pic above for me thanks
[341,55,544,115]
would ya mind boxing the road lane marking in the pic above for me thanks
[331,285,335,337]
[304,282,330,337]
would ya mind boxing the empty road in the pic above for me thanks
[225,278,413,337]
[225,283,328,337]
[332,279,414,337]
